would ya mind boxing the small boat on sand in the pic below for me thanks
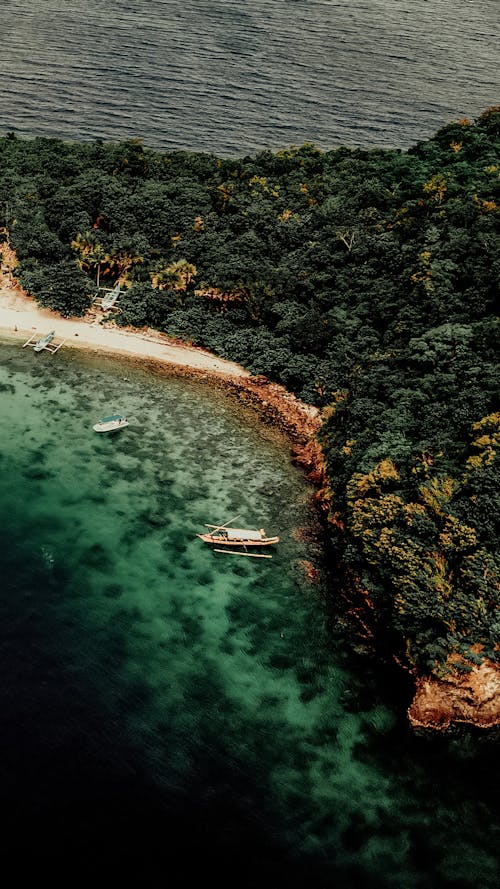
[22,330,65,354]
[101,282,121,310]
[93,414,129,433]
[197,515,279,558]
[34,330,55,352]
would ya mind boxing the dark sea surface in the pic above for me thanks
[1,0,499,155]
[0,339,499,887]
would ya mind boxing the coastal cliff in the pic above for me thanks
[408,661,500,731]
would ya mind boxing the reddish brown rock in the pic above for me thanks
[296,559,320,582]
[408,660,500,731]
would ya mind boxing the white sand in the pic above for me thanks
[0,286,250,377]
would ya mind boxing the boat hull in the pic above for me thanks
[93,420,129,433]
[34,332,55,351]
[197,533,279,547]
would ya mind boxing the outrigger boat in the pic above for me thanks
[93,282,121,312]
[23,330,66,354]
[93,414,129,433]
[197,515,279,559]
[34,330,55,352]
[101,282,121,311]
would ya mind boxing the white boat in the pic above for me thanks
[33,330,55,352]
[101,282,121,310]
[197,516,279,558]
[22,330,66,354]
[93,414,129,433]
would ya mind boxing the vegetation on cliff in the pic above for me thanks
[0,110,498,680]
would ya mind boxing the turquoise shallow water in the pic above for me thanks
[0,339,498,887]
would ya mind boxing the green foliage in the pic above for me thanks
[1,111,498,676]
[17,258,93,316]
[116,282,177,329]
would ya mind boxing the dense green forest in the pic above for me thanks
[0,110,498,679]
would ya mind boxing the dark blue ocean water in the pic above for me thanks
[1,0,499,155]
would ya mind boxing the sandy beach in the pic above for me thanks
[0,275,323,463]
[0,284,251,377]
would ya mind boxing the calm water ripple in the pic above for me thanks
[1,0,499,154]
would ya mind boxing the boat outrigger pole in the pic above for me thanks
[204,514,242,534]
[213,548,272,559]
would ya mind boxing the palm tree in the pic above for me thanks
[72,233,145,287]
[71,232,108,286]
[151,258,197,291]
[91,243,108,287]
[110,247,144,282]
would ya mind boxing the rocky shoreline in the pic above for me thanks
[408,661,500,732]
[202,373,500,734]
